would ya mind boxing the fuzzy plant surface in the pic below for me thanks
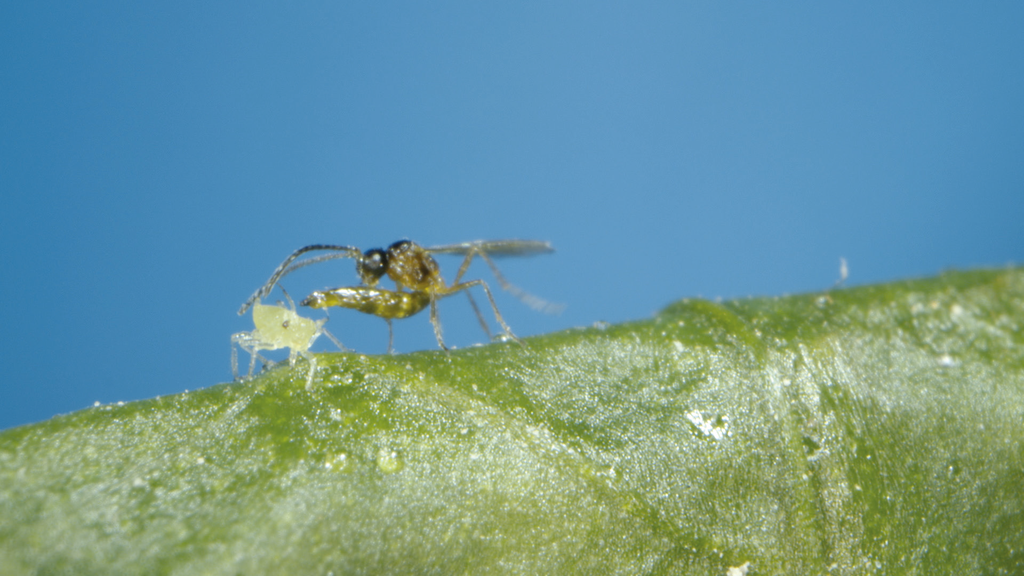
[1,268,1022,575]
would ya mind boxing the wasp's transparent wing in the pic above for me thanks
[427,239,563,315]
[425,239,554,258]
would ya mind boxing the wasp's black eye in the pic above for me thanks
[358,248,388,282]
[388,239,412,254]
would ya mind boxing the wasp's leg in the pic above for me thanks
[386,318,396,354]
[463,290,494,340]
[450,247,478,285]
[451,247,564,315]
[445,280,524,347]
[477,250,565,314]
[428,296,449,352]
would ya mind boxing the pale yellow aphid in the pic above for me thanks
[231,290,344,390]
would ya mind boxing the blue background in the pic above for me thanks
[2,3,1022,430]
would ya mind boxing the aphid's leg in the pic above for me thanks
[248,346,261,378]
[429,296,449,352]
[231,333,261,379]
[463,290,493,340]
[446,280,524,347]
[280,287,297,311]
[231,336,241,380]
[256,354,276,375]
[303,352,317,391]
[322,326,348,352]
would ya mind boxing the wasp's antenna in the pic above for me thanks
[239,244,360,315]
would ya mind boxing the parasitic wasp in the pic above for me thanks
[238,239,561,352]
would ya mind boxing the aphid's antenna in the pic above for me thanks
[239,244,360,315]
[280,286,296,310]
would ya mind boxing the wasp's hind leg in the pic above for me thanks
[451,246,564,315]
[447,280,523,348]
[386,318,396,354]
[428,297,450,353]
[463,290,494,341]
